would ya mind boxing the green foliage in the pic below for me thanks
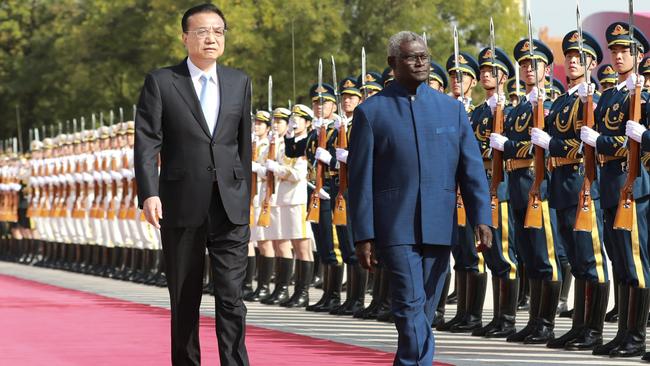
[0,0,525,146]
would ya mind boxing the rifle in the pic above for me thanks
[332,55,347,225]
[258,132,275,227]
[307,59,326,223]
[453,24,467,226]
[574,1,597,231]
[489,17,505,228]
[250,137,258,224]
[524,9,547,229]
[614,0,641,231]
[257,76,274,227]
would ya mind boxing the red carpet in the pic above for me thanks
[0,274,451,365]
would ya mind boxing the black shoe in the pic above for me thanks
[593,284,629,355]
[548,279,586,349]
[524,280,561,344]
[437,271,468,331]
[451,272,487,333]
[261,258,293,305]
[507,279,541,342]
[486,277,519,338]
[566,281,608,351]
[609,287,650,358]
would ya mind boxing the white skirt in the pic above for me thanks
[252,204,313,241]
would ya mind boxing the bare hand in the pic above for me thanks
[474,224,492,252]
[355,241,377,271]
[143,196,162,229]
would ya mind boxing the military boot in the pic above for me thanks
[507,279,542,342]
[524,280,561,344]
[432,271,451,328]
[282,260,313,308]
[473,276,500,336]
[609,287,650,357]
[452,271,487,333]
[437,271,468,331]
[557,261,573,317]
[566,280,609,350]
[311,264,343,312]
[593,283,629,355]
[244,256,274,302]
[547,278,585,348]
[262,257,293,305]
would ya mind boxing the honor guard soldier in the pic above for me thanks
[490,38,563,343]
[259,107,298,306]
[280,104,317,308]
[507,78,526,107]
[469,47,520,338]
[246,110,274,302]
[359,71,383,99]
[598,64,619,92]
[531,30,610,350]
[310,82,346,313]
[427,61,448,93]
[436,51,479,332]
[328,76,368,316]
[641,57,650,89]
[583,21,650,358]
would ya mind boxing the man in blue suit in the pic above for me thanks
[348,31,493,366]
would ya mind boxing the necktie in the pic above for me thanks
[199,74,215,135]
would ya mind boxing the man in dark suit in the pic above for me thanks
[348,31,492,366]
[134,4,251,366]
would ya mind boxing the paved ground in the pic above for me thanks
[0,261,646,365]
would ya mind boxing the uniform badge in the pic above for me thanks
[482,49,493,60]
[613,103,620,111]
[365,74,376,83]
[343,79,356,88]
[568,32,580,43]
[315,86,327,93]
[482,118,489,125]
[563,106,569,114]
[458,54,468,64]
[603,66,616,75]
[611,24,629,36]
[520,41,533,52]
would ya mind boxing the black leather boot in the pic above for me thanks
[548,278,585,348]
[432,271,451,328]
[355,265,383,319]
[486,277,519,338]
[507,279,542,342]
[593,283,629,355]
[332,263,368,315]
[312,257,323,288]
[312,264,343,312]
[452,271,487,333]
[242,255,256,298]
[609,286,650,357]
[566,280,609,350]
[282,260,313,308]
[262,257,294,305]
[606,274,620,323]
[331,263,354,315]
[473,276,500,336]
[244,256,274,302]
[376,277,394,323]
[557,261,572,317]
[437,271,468,331]
[525,280,561,344]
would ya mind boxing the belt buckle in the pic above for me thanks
[505,160,513,172]
[550,157,558,168]
[622,160,628,172]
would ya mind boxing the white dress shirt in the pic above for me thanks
[187,58,220,135]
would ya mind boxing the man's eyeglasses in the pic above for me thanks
[400,53,430,64]
[185,27,227,39]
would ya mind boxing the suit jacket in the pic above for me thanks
[348,81,491,248]
[134,59,252,227]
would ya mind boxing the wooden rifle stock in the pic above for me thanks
[614,84,642,230]
[524,94,546,228]
[257,135,276,227]
[575,93,596,231]
[333,122,347,226]
[307,126,327,223]
[250,140,258,225]
[490,101,505,228]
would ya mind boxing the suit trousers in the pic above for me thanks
[161,184,250,366]
[377,244,450,366]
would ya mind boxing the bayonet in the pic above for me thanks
[576,1,589,81]
[132,105,136,121]
[268,75,273,112]
[331,55,344,122]
[34,128,39,142]
[515,61,521,98]
[73,118,77,134]
[119,107,124,122]
[92,114,96,130]
[109,110,114,125]
[453,24,463,88]
[81,116,85,132]
[361,47,367,99]
[630,0,638,75]
[423,32,430,85]
[527,8,539,91]
[318,58,324,120]
[490,17,497,79]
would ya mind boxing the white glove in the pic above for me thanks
[626,73,645,94]
[577,82,595,103]
[531,128,551,150]
[487,94,498,113]
[318,188,330,200]
[334,115,348,130]
[315,147,332,164]
[252,162,266,175]
[265,159,279,173]
[580,126,600,147]
[489,133,508,151]
[626,120,646,143]
[285,123,295,138]
[312,118,324,130]
[527,87,546,107]
[336,148,348,164]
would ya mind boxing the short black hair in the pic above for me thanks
[182,3,227,32]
